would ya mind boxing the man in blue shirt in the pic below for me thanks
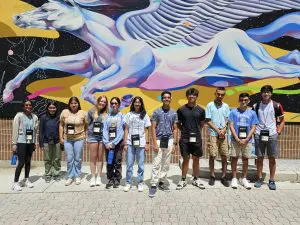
[206,87,230,187]
[229,93,259,189]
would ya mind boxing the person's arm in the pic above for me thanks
[229,121,242,145]
[39,115,45,149]
[145,126,150,151]
[244,124,256,145]
[84,112,88,134]
[277,116,285,135]
[172,122,178,153]
[151,121,158,152]
[12,113,20,152]
[123,124,129,152]
[103,117,109,147]
[59,112,65,145]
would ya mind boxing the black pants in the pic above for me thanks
[14,143,34,182]
[106,141,122,184]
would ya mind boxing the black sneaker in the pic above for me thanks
[221,177,230,187]
[45,177,51,183]
[209,176,215,186]
[106,180,114,189]
[268,180,276,190]
[54,176,61,182]
[158,182,171,192]
[148,186,157,198]
[113,182,120,188]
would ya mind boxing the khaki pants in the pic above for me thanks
[150,139,173,186]
[44,143,61,177]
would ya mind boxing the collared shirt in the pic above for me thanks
[103,112,124,147]
[151,107,178,139]
[205,101,230,137]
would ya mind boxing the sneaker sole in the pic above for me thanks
[192,183,205,190]
[232,186,238,189]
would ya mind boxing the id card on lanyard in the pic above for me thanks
[67,124,75,135]
[260,130,269,142]
[238,126,247,139]
[93,122,102,137]
[160,135,169,148]
[26,129,33,143]
[131,134,140,147]
[189,132,197,143]
[109,126,117,141]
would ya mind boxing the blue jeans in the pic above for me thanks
[64,139,85,178]
[126,145,145,184]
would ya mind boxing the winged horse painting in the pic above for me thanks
[3,0,300,104]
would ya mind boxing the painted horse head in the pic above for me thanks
[13,0,84,31]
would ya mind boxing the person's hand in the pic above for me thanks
[236,138,243,146]
[145,143,150,152]
[12,145,17,153]
[40,147,44,151]
[59,138,64,145]
[123,145,128,152]
[107,143,113,149]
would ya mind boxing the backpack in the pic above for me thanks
[253,101,284,122]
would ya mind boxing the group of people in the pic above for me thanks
[11,85,284,197]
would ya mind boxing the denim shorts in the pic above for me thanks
[254,134,279,157]
[87,136,102,143]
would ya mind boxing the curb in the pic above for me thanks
[178,159,300,182]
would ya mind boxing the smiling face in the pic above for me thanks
[69,100,79,112]
[13,0,84,31]
[24,101,32,114]
[96,97,107,111]
[48,104,57,115]
[133,98,142,112]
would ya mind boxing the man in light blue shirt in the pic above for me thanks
[206,87,230,187]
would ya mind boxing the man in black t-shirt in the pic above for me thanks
[176,88,206,190]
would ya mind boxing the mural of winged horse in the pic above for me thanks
[3,0,300,104]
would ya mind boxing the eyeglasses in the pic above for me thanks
[240,99,249,102]
[111,102,118,105]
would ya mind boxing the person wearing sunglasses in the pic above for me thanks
[229,93,258,189]
[205,87,230,187]
[103,97,124,189]
[12,99,38,191]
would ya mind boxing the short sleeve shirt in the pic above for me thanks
[124,112,151,147]
[151,107,178,139]
[60,109,88,140]
[228,108,259,143]
[177,104,205,142]
[255,101,284,136]
[205,101,230,137]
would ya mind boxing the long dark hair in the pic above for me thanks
[68,96,81,112]
[130,96,146,120]
[23,98,33,113]
[46,101,59,118]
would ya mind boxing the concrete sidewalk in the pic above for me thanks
[1,158,300,194]
[179,158,300,182]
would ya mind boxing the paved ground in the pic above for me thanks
[1,162,300,225]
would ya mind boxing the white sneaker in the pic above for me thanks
[231,178,238,189]
[95,176,102,186]
[65,178,73,186]
[12,182,22,191]
[123,183,132,192]
[75,177,81,185]
[242,178,252,190]
[89,176,96,187]
[138,183,144,192]
[25,179,34,188]
[192,178,205,190]
[176,180,187,190]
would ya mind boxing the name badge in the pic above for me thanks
[238,126,247,139]
[189,133,197,143]
[93,122,102,136]
[67,124,75,135]
[131,134,140,147]
[109,127,117,141]
[260,130,269,142]
[26,129,33,143]
[160,136,169,148]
